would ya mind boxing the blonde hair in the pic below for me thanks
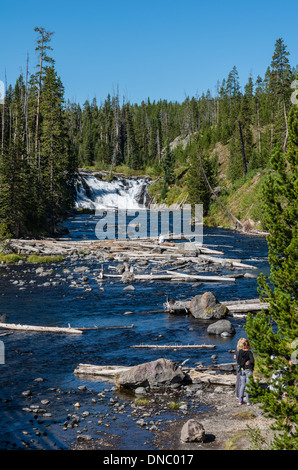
[237,338,247,350]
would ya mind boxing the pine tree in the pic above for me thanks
[186,142,218,216]
[33,27,54,174]
[40,66,74,233]
[126,105,140,170]
[270,38,293,151]
[245,99,298,449]
[161,139,174,186]
[81,100,94,166]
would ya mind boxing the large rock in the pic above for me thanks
[189,292,228,320]
[121,271,135,283]
[116,358,187,390]
[180,419,205,443]
[207,319,235,336]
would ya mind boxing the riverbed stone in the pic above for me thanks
[135,387,147,395]
[123,285,135,291]
[180,419,205,443]
[207,319,235,336]
[189,292,228,320]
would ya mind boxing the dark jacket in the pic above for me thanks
[237,349,254,371]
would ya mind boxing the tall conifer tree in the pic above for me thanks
[245,98,298,449]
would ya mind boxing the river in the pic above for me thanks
[0,176,270,450]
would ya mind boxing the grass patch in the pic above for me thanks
[0,253,25,264]
[233,410,257,420]
[134,398,150,406]
[168,401,183,410]
[27,255,64,263]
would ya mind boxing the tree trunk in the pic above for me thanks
[238,120,247,174]
[257,102,261,154]
[282,98,288,152]
[35,37,44,180]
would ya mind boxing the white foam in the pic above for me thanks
[75,174,150,210]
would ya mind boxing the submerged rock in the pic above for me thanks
[123,285,135,292]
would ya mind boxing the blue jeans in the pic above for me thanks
[239,369,252,404]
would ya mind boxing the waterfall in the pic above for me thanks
[75,172,151,210]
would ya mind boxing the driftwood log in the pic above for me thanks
[103,273,236,282]
[7,238,259,273]
[73,362,236,387]
[164,297,269,315]
[0,322,83,334]
[130,344,216,350]
[74,364,131,378]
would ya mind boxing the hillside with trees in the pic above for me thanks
[64,37,297,230]
[0,32,297,237]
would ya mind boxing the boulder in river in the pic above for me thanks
[116,358,188,390]
[121,271,135,283]
[189,292,228,320]
[207,319,235,336]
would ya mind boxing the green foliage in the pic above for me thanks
[168,401,182,410]
[186,142,218,216]
[27,255,64,263]
[161,139,175,187]
[0,34,296,235]
[0,253,25,263]
[245,103,298,450]
[0,28,77,238]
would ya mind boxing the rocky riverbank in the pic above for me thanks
[12,356,273,451]
[71,358,274,451]
[71,378,274,452]
[0,225,271,451]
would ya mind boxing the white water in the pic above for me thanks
[75,173,151,210]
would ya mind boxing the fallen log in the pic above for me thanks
[73,363,236,387]
[225,302,269,313]
[74,364,131,377]
[130,344,216,350]
[79,325,135,330]
[166,271,236,282]
[103,272,236,282]
[164,297,269,314]
[0,322,83,334]
[197,254,258,270]
[188,370,236,387]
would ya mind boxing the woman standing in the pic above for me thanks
[234,338,247,400]
[237,339,254,405]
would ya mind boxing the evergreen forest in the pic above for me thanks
[0,30,297,237]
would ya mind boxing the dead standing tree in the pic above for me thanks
[197,151,244,230]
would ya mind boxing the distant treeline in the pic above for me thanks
[0,30,297,237]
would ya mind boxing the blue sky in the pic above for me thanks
[1,0,297,105]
